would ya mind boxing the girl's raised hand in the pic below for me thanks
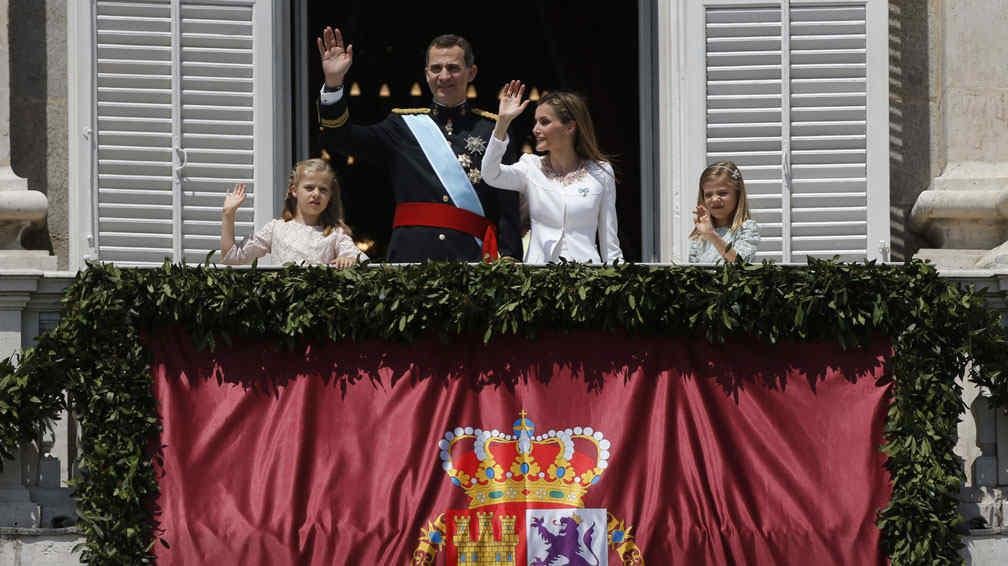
[223,183,247,217]
[497,80,529,124]
[694,204,715,237]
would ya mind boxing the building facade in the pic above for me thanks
[0,1,1007,563]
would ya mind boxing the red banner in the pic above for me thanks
[151,329,891,565]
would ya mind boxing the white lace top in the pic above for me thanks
[221,219,365,266]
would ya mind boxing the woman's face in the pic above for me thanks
[532,103,575,154]
[701,178,739,227]
[290,170,333,220]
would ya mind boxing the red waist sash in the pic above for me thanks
[392,202,499,261]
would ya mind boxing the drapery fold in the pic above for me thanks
[151,329,891,565]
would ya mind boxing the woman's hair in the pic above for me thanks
[691,160,751,236]
[282,158,351,236]
[537,91,613,172]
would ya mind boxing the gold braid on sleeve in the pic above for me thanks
[318,101,349,129]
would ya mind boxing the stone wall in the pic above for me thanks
[908,0,1008,263]
[0,528,80,566]
[45,2,68,270]
[8,1,51,256]
[941,0,1008,165]
[888,0,936,260]
[7,0,67,268]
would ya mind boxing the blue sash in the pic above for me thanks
[401,114,486,218]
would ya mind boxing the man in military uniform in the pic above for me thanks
[316,27,522,262]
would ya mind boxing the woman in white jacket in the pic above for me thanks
[481,82,623,264]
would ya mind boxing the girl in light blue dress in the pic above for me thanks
[689,161,760,263]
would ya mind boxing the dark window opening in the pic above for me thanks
[301,2,641,260]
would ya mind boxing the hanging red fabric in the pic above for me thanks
[151,330,892,565]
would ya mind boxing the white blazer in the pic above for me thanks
[481,135,623,264]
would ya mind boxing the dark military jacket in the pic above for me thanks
[319,95,522,262]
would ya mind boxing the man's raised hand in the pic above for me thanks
[316,26,353,88]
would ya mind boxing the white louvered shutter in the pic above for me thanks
[702,0,888,262]
[178,1,256,263]
[705,4,786,260]
[93,0,262,265]
[94,0,174,264]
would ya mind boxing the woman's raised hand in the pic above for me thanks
[316,26,353,88]
[497,80,530,125]
[223,183,247,218]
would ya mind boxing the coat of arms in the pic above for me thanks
[413,411,644,565]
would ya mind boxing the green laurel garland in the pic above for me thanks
[0,259,1005,564]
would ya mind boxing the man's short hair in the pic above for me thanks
[426,34,475,67]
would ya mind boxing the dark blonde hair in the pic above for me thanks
[537,91,613,174]
[282,158,351,236]
[690,160,751,237]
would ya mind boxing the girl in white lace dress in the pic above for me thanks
[689,161,760,263]
[220,158,364,267]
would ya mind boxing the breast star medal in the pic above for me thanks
[465,136,487,155]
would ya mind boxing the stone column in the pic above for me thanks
[0,0,53,269]
[23,276,76,527]
[909,1,1008,268]
[0,274,40,527]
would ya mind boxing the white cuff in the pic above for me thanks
[320,83,344,106]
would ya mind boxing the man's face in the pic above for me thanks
[425,45,477,107]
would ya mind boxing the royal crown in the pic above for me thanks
[438,410,611,508]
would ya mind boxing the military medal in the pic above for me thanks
[444,120,453,136]
[465,136,487,155]
[457,153,472,169]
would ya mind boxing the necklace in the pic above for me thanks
[541,157,588,185]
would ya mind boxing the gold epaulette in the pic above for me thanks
[392,108,432,115]
[471,108,498,121]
